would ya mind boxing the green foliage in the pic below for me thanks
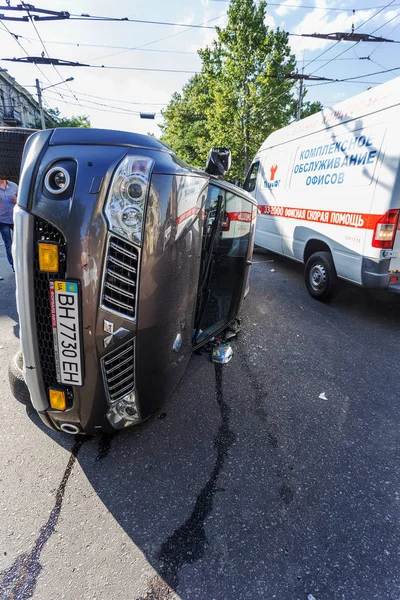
[161,75,213,169]
[301,99,323,119]
[30,107,91,129]
[160,0,323,180]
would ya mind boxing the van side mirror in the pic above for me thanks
[205,147,231,177]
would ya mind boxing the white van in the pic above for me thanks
[244,77,400,300]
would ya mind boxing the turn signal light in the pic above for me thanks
[38,242,59,272]
[49,388,66,411]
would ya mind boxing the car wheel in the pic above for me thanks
[305,251,337,301]
[8,350,32,407]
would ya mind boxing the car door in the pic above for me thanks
[194,183,253,344]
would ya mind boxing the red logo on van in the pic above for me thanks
[270,164,278,181]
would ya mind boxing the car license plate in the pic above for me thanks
[49,280,83,386]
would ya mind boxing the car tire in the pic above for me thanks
[0,127,36,182]
[305,251,337,301]
[8,350,32,407]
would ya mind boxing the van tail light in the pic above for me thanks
[372,209,399,249]
[221,211,231,232]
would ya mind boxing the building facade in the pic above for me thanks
[0,69,44,128]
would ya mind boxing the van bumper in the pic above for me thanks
[361,257,400,292]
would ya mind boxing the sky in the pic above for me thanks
[0,0,399,137]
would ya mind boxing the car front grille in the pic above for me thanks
[33,218,67,392]
[101,236,138,319]
[101,340,135,403]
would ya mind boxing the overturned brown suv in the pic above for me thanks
[9,128,256,435]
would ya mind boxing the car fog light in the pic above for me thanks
[44,166,70,194]
[106,391,140,429]
[49,388,66,411]
[38,242,59,272]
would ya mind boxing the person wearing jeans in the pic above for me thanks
[0,179,18,272]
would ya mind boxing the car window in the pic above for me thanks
[243,161,260,193]
[202,184,224,254]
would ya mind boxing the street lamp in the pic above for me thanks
[35,77,74,130]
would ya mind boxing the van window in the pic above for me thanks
[243,161,260,193]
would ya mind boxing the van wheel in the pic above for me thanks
[305,251,337,301]
[8,350,32,407]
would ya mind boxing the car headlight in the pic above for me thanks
[104,155,154,245]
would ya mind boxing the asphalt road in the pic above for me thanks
[0,245,399,600]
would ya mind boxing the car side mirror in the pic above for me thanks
[205,147,231,177]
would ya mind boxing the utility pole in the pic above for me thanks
[296,76,304,121]
[35,76,74,130]
[264,72,330,121]
[35,78,46,130]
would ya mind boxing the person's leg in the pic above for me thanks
[0,223,14,270]
[9,224,14,271]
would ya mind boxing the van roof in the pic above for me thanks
[259,75,400,152]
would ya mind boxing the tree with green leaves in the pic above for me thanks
[160,0,322,180]
[29,108,91,129]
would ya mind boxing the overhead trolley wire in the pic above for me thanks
[89,14,225,63]
[43,91,163,117]
[306,0,399,76]
[56,89,168,106]
[358,10,400,61]
[22,3,80,108]
[306,65,400,87]
[0,17,67,106]
[0,56,201,75]
[20,85,169,107]
[339,64,400,80]
[355,0,399,29]
[368,17,400,55]
[240,0,400,122]
[2,1,398,123]
[210,0,400,10]
[18,37,198,55]
[0,3,221,27]
[295,0,398,74]
[44,89,165,112]
[68,14,216,28]
[369,9,400,33]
